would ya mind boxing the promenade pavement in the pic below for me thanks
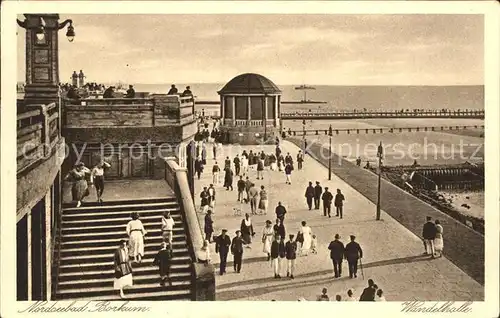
[194,140,483,301]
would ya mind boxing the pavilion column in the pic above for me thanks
[231,96,236,125]
[247,96,251,123]
[274,95,279,127]
[264,96,268,126]
[220,96,225,123]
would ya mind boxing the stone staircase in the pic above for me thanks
[54,197,194,300]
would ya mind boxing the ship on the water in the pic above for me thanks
[292,84,326,104]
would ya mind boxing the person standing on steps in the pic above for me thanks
[90,160,111,203]
[215,229,231,275]
[344,235,363,279]
[126,212,147,264]
[161,211,175,245]
[270,235,286,279]
[114,239,133,299]
[314,181,322,210]
[212,162,220,185]
[297,150,304,170]
[233,155,241,176]
[204,210,214,242]
[152,242,173,287]
[65,162,91,208]
[285,234,297,279]
[231,230,245,273]
[305,181,315,210]
[334,189,345,218]
[328,234,345,278]
[285,162,293,185]
[322,187,333,217]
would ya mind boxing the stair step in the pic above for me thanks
[58,273,192,289]
[59,256,191,269]
[61,229,185,241]
[55,289,191,301]
[62,214,182,226]
[60,235,186,248]
[58,264,192,278]
[62,197,176,208]
[59,248,190,265]
[62,202,178,214]
[62,208,180,221]
[55,281,192,299]
[61,222,184,234]
[60,241,187,255]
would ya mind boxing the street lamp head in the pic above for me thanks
[66,24,75,42]
[35,26,45,41]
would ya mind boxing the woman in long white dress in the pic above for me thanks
[299,221,312,256]
[126,212,147,263]
[114,239,133,299]
[262,220,274,261]
[434,220,444,257]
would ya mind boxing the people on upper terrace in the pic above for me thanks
[103,86,115,98]
[167,84,178,95]
[182,86,193,97]
[66,85,81,100]
[125,85,136,98]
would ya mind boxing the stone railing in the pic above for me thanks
[17,102,61,173]
[165,157,215,301]
[223,119,276,127]
[62,95,195,128]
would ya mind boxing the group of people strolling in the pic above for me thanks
[304,181,345,218]
[422,216,444,258]
[65,160,111,207]
[315,279,386,301]
[113,210,177,298]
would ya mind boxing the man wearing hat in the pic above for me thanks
[313,181,323,210]
[328,234,345,278]
[321,187,334,217]
[344,235,363,278]
[231,230,245,273]
[215,229,231,275]
[304,181,315,210]
[204,210,214,242]
[285,234,297,279]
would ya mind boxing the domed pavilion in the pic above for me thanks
[217,73,282,145]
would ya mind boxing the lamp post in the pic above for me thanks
[376,141,383,220]
[302,119,306,152]
[17,14,75,105]
[328,124,333,180]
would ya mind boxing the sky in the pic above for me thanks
[16,14,484,85]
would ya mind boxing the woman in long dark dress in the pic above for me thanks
[240,213,255,245]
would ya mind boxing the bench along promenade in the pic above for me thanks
[288,137,484,286]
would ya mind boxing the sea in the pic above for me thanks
[131,83,484,112]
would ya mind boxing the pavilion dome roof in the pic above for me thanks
[218,73,282,95]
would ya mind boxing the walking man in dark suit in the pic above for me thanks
[328,234,345,278]
[285,234,297,279]
[304,181,315,210]
[422,216,438,258]
[321,187,333,217]
[313,181,322,210]
[344,235,363,278]
[334,189,345,218]
[215,229,231,275]
[231,230,245,273]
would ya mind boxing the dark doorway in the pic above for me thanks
[17,214,28,300]
[31,199,47,300]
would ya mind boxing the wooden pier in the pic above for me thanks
[281,109,485,120]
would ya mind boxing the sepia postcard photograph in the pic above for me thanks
[1,1,499,318]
